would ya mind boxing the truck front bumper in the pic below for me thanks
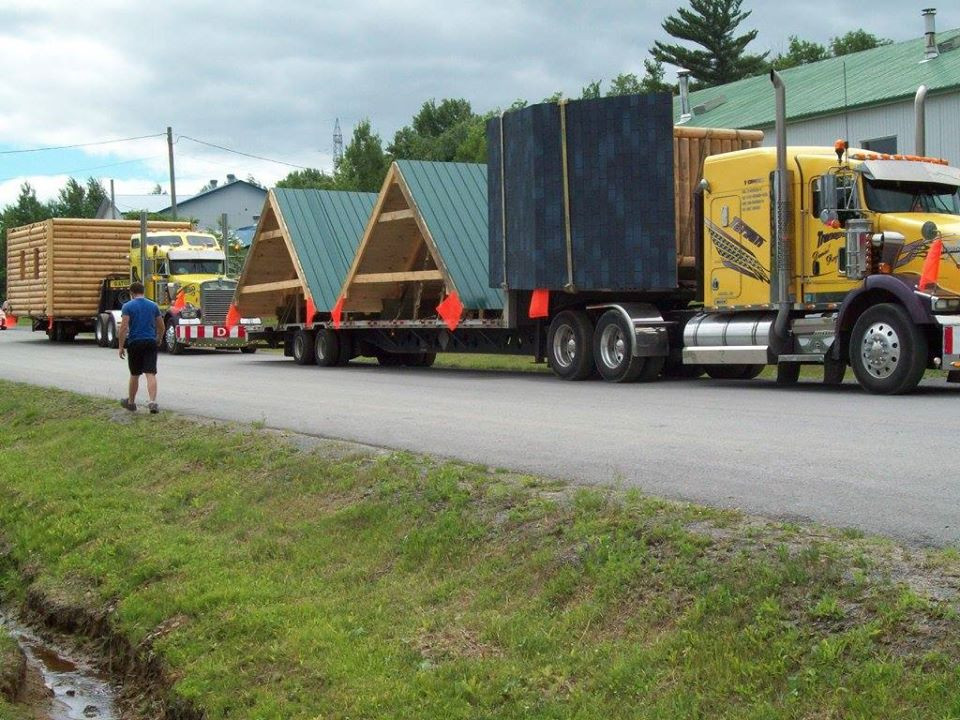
[176,323,251,348]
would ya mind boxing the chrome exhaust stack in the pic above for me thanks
[769,70,792,348]
[915,84,928,156]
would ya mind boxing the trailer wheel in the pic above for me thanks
[239,346,257,354]
[704,364,764,380]
[403,352,437,368]
[337,334,353,366]
[776,362,801,385]
[94,315,108,347]
[548,310,595,380]
[592,310,646,382]
[376,352,404,366]
[314,329,340,367]
[292,329,315,365]
[106,317,119,349]
[849,303,926,395]
[164,319,185,355]
[823,357,846,385]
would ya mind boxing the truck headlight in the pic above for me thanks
[932,297,960,311]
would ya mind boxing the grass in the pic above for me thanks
[0,381,958,719]
[0,631,24,720]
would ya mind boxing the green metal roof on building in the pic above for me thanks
[674,28,960,129]
[273,188,377,311]
[395,160,503,310]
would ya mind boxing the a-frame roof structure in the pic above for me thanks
[339,160,501,318]
[235,188,376,321]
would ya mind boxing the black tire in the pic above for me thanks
[705,364,764,380]
[823,356,846,385]
[849,303,927,395]
[337,333,353,366]
[662,359,704,379]
[95,315,108,348]
[314,329,341,367]
[547,310,595,380]
[292,329,315,365]
[239,346,257,354]
[376,352,404,366]
[776,362,801,385]
[592,310,646,383]
[106,317,119,349]
[165,318,185,355]
[402,352,437,367]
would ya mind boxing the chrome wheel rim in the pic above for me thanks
[106,322,115,343]
[94,320,103,343]
[599,323,626,369]
[316,333,326,361]
[860,321,900,379]
[165,323,177,352]
[552,324,577,368]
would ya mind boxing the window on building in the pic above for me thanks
[861,136,897,155]
[33,249,40,279]
[19,251,25,280]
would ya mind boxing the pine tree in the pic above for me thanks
[651,0,768,87]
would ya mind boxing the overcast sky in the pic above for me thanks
[0,0,950,206]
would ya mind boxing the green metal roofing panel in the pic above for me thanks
[674,29,960,129]
[272,189,376,311]
[395,160,503,310]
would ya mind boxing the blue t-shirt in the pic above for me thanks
[121,297,161,342]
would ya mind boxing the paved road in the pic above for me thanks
[1,327,957,546]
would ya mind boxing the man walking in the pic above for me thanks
[118,281,164,414]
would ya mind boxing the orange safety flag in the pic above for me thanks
[528,288,550,319]
[919,237,944,291]
[172,289,186,312]
[331,296,344,329]
[225,303,241,329]
[305,297,316,325]
[436,291,464,332]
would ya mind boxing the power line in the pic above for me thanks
[0,156,164,184]
[0,133,165,155]
[178,135,310,169]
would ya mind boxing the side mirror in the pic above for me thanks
[921,221,939,241]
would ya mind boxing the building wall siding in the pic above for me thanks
[175,184,267,232]
[755,92,960,166]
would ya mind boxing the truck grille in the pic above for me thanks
[200,281,236,323]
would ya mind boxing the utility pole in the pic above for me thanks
[333,118,343,167]
[109,179,116,219]
[221,212,229,277]
[139,211,148,289]
[167,126,177,219]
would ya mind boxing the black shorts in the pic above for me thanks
[127,340,158,376]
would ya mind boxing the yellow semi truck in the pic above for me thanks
[682,71,960,393]
[5,219,257,353]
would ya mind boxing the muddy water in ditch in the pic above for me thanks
[1,611,118,719]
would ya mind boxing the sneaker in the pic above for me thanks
[120,398,137,412]
[148,402,159,414]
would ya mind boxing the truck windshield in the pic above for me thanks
[187,235,218,247]
[863,178,960,215]
[170,260,225,275]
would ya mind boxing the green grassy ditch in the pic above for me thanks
[0,381,958,719]
[0,630,25,720]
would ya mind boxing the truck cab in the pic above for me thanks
[129,230,249,353]
[696,144,960,393]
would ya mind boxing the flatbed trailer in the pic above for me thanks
[243,81,960,394]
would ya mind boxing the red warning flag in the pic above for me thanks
[225,303,241,329]
[436,291,464,332]
[919,237,944,291]
[305,297,316,325]
[48,316,54,331]
[528,288,550,319]
[172,289,186,312]
[331,296,344,329]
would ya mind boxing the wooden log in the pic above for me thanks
[378,209,416,223]
[353,270,444,284]
[239,278,304,294]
